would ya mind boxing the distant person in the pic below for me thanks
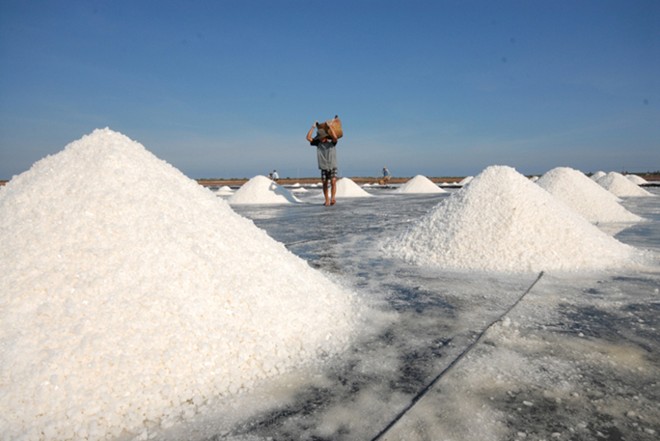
[306,120,339,206]
[381,166,391,185]
[271,170,279,181]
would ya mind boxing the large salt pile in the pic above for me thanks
[596,172,653,197]
[229,175,301,204]
[536,167,642,223]
[0,129,358,440]
[394,175,447,194]
[384,165,640,273]
[335,178,372,198]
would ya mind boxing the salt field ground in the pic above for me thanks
[1,130,658,441]
[169,186,660,441]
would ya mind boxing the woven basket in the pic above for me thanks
[318,116,343,139]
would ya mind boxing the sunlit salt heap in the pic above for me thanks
[536,167,642,223]
[395,175,447,194]
[458,176,473,186]
[229,175,301,204]
[0,128,357,440]
[626,174,648,185]
[335,178,372,198]
[596,172,652,197]
[215,184,234,195]
[385,165,640,273]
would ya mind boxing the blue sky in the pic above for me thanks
[1,0,658,179]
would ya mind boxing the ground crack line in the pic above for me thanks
[370,271,545,441]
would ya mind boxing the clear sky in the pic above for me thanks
[1,0,658,180]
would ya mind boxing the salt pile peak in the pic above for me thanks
[0,128,358,440]
[215,184,234,195]
[597,172,653,197]
[458,176,473,186]
[385,165,641,273]
[335,178,372,198]
[536,167,642,223]
[395,175,447,194]
[626,174,648,185]
[229,175,301,204]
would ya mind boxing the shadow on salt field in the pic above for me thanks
[163,188,660,441]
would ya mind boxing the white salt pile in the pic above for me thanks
[591,171,607,181]
[394,175,447,194]
[215,185,234,196]
[229,175,301,204]
[0,128,358,440]
[334,178,372,198]
[626,174,648,185]
[596,172,653,197]
[384,165,641,273]
[458,176,473,186]
[536,167,642,223]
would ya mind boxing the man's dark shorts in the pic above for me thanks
[321,168,337,181]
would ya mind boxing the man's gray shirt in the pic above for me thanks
[311,139,338,170]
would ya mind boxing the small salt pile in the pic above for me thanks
[536,167,642,223]
[591,171,607,181]
[214,185,234,196]
[597,172,653,197]
[384,165,640,273]
[334,178,372,198]
[0,128,358,440]
[394,175,447,194]
[229,175,301,204]
[458,176,473,186]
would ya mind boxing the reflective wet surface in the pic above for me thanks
[155,187,660,441]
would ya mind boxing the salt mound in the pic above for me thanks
[385,165,640,273]
[0,128,358,440]
[215,185,234,195]
[536,167,642,223]
[335,178,372,198]
[395,175,447,194]
[596,172,653,197]
[458,176,473,186]
[229,175,301,204]
[626,174,648,185]
[590,171,606,181]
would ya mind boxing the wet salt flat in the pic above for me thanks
[196,186,660,441]
[1,130,659,441]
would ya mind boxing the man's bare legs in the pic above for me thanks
[322,177,337,206]
[330,177,337,205]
